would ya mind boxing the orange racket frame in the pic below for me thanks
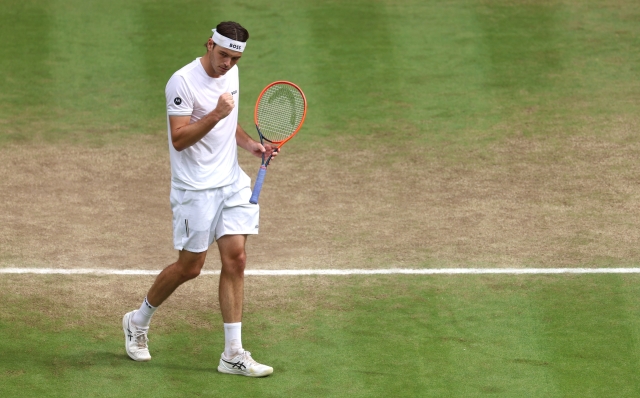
[254,80,307,146]
[249,81,307,204]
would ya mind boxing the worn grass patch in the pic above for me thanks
[2,117,639,271]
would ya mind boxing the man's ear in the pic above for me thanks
[205,38,215,52]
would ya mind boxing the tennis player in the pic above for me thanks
[122,21,276,377]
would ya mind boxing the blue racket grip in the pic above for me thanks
[250,166,267,204]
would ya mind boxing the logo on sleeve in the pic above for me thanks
[174,97,182,105]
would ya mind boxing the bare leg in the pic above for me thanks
[215,234,273,376]
[124,249,207,361]
[217,234,247,323]
[146,249,208,307]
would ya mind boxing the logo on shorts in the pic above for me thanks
[174,97,182,105]
[255,225,259,229]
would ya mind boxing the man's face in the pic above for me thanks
[208,40,242,77]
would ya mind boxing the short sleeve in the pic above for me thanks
[165,74,194,116]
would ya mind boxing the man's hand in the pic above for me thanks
[247,141,280,160]
[213,93,235,120]
[262,142,280,160]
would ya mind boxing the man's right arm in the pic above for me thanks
[170,93,235,151]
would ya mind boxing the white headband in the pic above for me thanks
[212,29,246,52]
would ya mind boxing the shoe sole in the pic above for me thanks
[122,311,151,362]
[217,364,273,377]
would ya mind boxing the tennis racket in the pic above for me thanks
[249,81,307,204]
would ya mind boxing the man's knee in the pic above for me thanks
[177,251,206,281]
[218,235,247,275]
[234,251,247,272]
[223,250,246,275]
[181,264,203,281]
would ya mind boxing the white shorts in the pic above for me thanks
[170,171,259,253]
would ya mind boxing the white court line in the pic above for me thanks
[1,268,640,275]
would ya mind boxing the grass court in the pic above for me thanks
[1,0,640,396]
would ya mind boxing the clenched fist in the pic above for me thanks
[214,92,235,119]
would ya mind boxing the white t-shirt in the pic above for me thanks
[165,58,241,190]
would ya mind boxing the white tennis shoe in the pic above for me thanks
[218,350,273,377]
[122,310,151,362]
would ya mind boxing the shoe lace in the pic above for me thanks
[133,328,149,349]
[241,351,258,366]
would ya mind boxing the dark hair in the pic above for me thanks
[204,21,249,48]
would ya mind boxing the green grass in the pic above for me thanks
[2,0,638,147]
[1,275,640,397]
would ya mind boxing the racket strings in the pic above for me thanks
[256,85,305,142]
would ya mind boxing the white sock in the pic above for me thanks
[132,297,157,327]
[224,322,243,358]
